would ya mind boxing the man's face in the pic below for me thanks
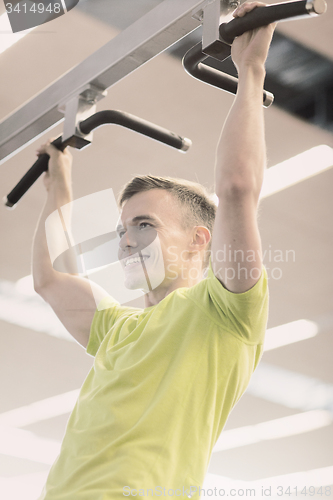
[117,189,194,292]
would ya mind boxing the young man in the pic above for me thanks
[33,3,275,498]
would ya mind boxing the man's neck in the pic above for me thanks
[143,271,204,308]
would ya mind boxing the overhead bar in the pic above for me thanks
[0,0,204,165]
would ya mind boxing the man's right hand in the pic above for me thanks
[36,137,73,191]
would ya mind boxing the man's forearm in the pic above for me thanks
[215,63,266,199]
[32,180,72,291]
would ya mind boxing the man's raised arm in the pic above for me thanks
[32,139,107,348]
[211,1,275,293]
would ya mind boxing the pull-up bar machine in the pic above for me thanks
[183,0,326,107]
[1,0,327,208]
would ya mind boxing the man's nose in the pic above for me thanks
[118,227,138,250]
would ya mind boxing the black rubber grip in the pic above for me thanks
[5,136,67,208]
[220,0,326,45]
[79,110,189,151]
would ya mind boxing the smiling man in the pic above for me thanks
[32,3,274,499]
[116,185,213,305]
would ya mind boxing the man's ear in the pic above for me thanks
[190,226,211,251]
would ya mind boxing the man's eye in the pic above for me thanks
[118,223,151,237]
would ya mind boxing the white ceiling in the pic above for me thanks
[0,0,332,497]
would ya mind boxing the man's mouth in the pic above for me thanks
[123,255,150,268]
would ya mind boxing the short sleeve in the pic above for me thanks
[86,296,121,357]
[86,294,143,356]
[206,257,269,345]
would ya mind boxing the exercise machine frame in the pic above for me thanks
[1,0,326,207]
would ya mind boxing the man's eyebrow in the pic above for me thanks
[116,215,159,232]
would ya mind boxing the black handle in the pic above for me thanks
[79,110,191,152]
[4,136,67,208]
[183,42,274,107]
[4,111,192,209]
[220,0,327,45]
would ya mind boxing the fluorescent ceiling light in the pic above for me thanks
[0,426,60,464]
[204,465,333,491]
[15,274,36,296]
[260,145,333,198]
[0,12,34,55]
[248,362,333,412]
[212,145,333,205]
[0,389,79,427]
[0,472,49,500]
[213,409,331,452]
[264,319,318,351]
[0,278,74,342]
[252,465,333,489]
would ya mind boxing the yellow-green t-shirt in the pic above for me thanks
[39,259,269,500]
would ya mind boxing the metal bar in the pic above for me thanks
[0,0,204,165]
[202,0,248,56]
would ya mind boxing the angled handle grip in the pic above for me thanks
[183,42,274,107]
[79,110,191,151]
[220,0,327,45]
